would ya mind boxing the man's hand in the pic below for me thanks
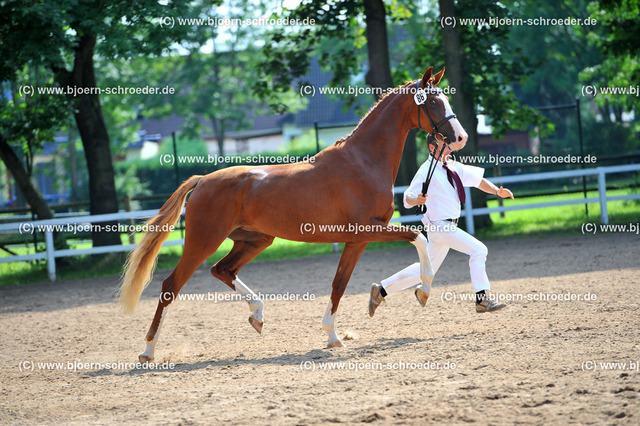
[406,193,427,206]
[496,186,514,199]
[479,179,514,199]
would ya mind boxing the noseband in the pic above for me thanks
[414,79,457,142]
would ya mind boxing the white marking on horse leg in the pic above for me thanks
[322,301,343,347]
[139,340,157,362]
[233,278,264,332]
[139,307,168,362]
[411,233,434,294]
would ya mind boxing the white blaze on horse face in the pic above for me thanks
[437,92,467,148]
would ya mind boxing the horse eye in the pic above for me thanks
[429,99,436,105]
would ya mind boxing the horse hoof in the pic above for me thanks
[415,287,429,308]
[327,339,345,348]
[138,354,154,363]
[249,316,263,334]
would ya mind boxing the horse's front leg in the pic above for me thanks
[410,232,434,294]
[351,223,434,293]
[322,241,369,347]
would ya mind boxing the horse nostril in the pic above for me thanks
[458,134,467,142]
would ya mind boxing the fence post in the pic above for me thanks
[45,230,56,281]
[314,121,320,153]
[493,165,504,218]
[598,169,608,224]
[123,194,136,245]
[464,187,475,235]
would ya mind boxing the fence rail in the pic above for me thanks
[391,163,640,234]
[1,163,639,281]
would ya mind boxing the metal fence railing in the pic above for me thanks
[1,163,639,281]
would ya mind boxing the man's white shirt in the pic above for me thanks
[403,155,484,223]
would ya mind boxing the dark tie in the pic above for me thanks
[442,162,466,203]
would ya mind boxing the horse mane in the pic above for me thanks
[332,79,417,146]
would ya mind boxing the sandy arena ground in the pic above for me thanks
[1,232,639,424]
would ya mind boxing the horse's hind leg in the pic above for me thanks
[211,230,274,334]
[323,241,368,348]
[138,228,231,362]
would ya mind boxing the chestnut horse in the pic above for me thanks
[119,66,468,361]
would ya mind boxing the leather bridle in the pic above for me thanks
[415,79,457,143]
[414,79,457,216]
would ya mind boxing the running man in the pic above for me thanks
[369,135,514,316]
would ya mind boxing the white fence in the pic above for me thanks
[393,163,640,234]
[1,163,639,281]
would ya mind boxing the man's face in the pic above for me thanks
[429,140,452,158]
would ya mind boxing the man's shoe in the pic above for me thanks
[414,286,429,307]
[368,283,385,317]
[476,297,506,313]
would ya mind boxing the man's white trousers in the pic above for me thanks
[381,221,491,294]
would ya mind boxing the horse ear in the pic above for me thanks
[420,66,434,87]
[432,67,445,86]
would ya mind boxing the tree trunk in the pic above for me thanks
[0,135,54,220]
[438,0,478,155]
[398,129,418,185]
[439,0,490,229]
[210,42,226,160]
[363,0,393,90]
[363,0,418,199]
[60,35,121,246]
[210,117,226,160]
[68,125,79,201]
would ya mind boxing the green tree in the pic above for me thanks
[580,0,640,126]
[259,0,421,195]
[100,0,304,164]
[0,67,68,221]
[0,0,211,246]
[260,0,553,227]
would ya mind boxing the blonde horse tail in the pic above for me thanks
[118,175,203,314]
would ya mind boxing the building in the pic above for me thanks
[129,58,364,160]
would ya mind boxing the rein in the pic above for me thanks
[415,142,446,215]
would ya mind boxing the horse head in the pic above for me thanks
[414,66,468,152]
